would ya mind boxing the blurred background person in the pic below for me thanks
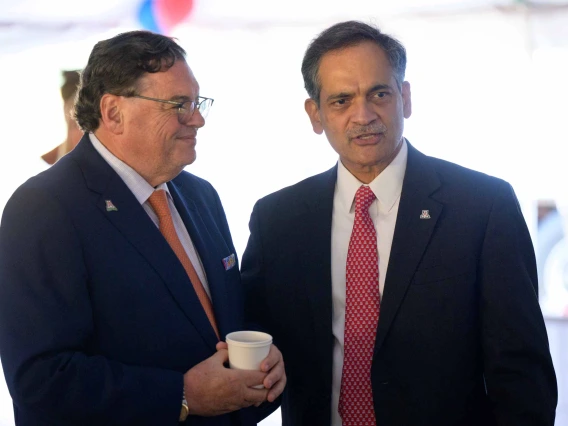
[41,70,83,165]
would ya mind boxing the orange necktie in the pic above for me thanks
[148,189,219,339]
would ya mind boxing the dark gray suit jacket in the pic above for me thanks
[241,142,557,426]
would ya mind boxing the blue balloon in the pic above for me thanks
[138,0,162,33]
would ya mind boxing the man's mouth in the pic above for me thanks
[355,133,379,140]
[351,132,382,144]
[178,133,197,140]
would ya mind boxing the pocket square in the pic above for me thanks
[222,253,236,271]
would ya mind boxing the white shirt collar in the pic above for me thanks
[89,133,170,205]
[336,138,408,213]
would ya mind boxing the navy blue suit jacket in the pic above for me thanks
[0,135,254,425]
[241,142,557,426]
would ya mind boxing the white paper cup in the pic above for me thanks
[226,331,272,388]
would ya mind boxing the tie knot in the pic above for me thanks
[354,185,376,214]
[147,189,170,219]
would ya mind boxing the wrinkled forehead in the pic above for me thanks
[136,60,200,96]
[317,43,397,94]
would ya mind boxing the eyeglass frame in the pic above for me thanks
[130,94,214,122]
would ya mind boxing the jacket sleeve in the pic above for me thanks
[480,181,557,425]
[240,201,282,422]
[0,186,183,425]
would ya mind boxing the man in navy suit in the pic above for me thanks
[241,21,556,425]
[0,31,284,425]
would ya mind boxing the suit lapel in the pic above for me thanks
[73,136,218,350]
[302,166,337,388]
[375,143,443,352]
[168,180,228,345]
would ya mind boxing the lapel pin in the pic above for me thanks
[420,210,431,219]
[222,253,236,271]
[105,200,118,212]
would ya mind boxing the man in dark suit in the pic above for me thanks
[241,21,556,426]
[0,31,284,425]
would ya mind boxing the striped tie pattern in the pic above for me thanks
[148,189,219,339]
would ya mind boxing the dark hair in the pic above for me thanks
[74,30,186,132]
[60,70,81,102]
[301,21,406,105]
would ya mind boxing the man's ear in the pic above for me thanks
[304,98,324,135]
[99,94,124,135]
[402,81,412,119]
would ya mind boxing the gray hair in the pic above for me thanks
[301,21,406,105]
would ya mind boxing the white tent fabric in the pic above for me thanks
[1,0,568,54]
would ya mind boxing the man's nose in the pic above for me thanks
[181,108,206,128]
[351,99,377,125]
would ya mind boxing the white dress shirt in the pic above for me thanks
[330,140,408,426]
[89,133,211,298]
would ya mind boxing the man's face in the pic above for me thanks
[305,41,411,182]
[121,60,205,185]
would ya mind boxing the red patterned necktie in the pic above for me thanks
[148,190,220,340]
[339,185,380,426]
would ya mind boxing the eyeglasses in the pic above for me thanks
[131,94,214,122]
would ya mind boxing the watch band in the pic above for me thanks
[179,390,189,422]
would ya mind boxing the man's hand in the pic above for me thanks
[216,341,286,404]
[183,347,268,417]
[259,344,286,403]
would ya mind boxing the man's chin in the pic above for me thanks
[180,152,197,168]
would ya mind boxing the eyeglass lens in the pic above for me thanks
[180,98,212,122]
[197,99,212,117]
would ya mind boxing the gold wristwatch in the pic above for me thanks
[179,394,189,422]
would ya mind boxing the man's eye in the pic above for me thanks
[332,98,348,106]
[374,92,388,99]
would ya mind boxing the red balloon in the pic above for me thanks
[154,0,194,32]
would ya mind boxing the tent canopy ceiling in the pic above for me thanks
[1,0,567,53]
